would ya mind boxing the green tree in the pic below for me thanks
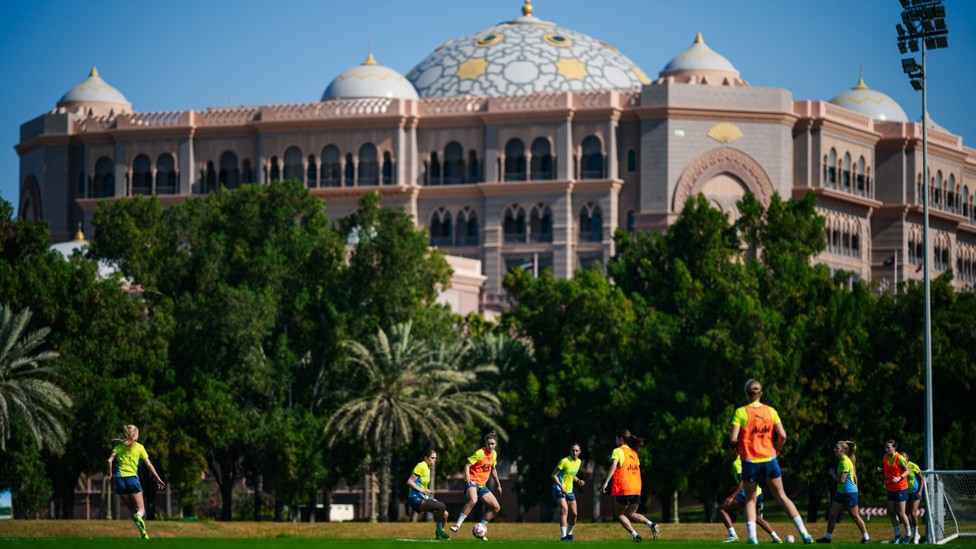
[0,304,71,452]
[325,321,503,521]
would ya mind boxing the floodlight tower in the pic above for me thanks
[896,0,948,541]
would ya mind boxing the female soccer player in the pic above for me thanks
[815,441,870,544]
[406,448,450,540]
[876,439,912,544]
[902,450,925,544]
[729,379,812,545]
[106,425,165,540]
[551,442,585,541]
[450,432,502,539]
[719,454,782,543]
[600,428,659,543]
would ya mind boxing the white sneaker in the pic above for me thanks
[450,525,460,533]
[724,536,739,543]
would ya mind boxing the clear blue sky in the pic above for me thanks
[2,0,974,211]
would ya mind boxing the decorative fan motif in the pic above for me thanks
[707,122,743,144]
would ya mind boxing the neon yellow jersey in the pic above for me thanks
[836,455,858,494]
[554,456,581,494]
[112,442,148,477]
[732,456,762,496]
[907,461,921,492]
[409,461,431,499]
[731,403,781,463]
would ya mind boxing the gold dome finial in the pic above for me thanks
[695,32,704,44]
[73,223,86,242]
[90,66,99,78]
[363,52,377,65]
[522,0,533,16]
[855,66,868,90]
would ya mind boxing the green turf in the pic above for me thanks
[5,541,963,549]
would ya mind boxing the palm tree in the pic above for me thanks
[324,322,504,521]
[0,304,72,453]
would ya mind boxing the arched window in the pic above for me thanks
[963,186,970,220]
[948,174,956,211]
[321,146,341,187]
[132,154,152,195]
[934,171,942,207]
[156,154,177,195]
[842,152,851,191]
[382,152,394,185]
[428,152,441,185]
[283,146,303,183]
[307,155,317,187]
[429,208,453,247]
[205,161,218,192]
[269,156,281,183]
[580,136,604,179]
[468,150,480,183]
[504,139,526,181]
[828,148,837,186]
[503,205,527,243]
[93,156,114,198]
[627,149,637,172]
[344,153,355,186]
[242,160,254,184]
[456,207,479,246]
[530,138,553,180]
[443,142,465,184]
[529,203,552,243]
[358,144,379,186]
[220,151,240,189]
[856,156,866,196]
[579,203,603,242]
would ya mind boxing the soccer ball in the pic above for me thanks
[786,535,795,543]
[472,523,487,539]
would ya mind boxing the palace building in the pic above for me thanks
[16,0,976,315]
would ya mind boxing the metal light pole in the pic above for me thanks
[897,0,948,542]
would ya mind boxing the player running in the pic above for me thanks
[600,428,659,543]
[876,440,912,544]
[729,379,813,545]
[903,450,925,544]
[106,425,165,540]
[406,448,451,540]
[719,454,783,543]
[451,432,502,540]
[551,442,585,541]
[816,440,870,544]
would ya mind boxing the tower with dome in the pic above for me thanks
[15,0,976,314]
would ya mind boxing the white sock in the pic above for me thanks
[747,521,757,540]
[560,526,567,537]
[631,530,640,539]
[729,527,737,537]
[135,510,143,518]
[863,533,871,541]
[455,513,467,527]
[771,531,781,541]
[568,524,575,535]
[792,515,809,536]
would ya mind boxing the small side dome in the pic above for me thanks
[657,33,747,86]
[50,225,117,278]
[322,53,419,101]
[829,76,908,122]
[57,67,132,115]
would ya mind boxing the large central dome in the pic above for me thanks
[407,1,650,98]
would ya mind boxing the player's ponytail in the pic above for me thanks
[743,379,763,401]
[846,441,857,465]
[113,425,139,447]
[616,428,645,450]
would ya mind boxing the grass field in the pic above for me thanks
[0,520,945,548]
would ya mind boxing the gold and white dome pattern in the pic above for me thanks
[407,2,649,98]
[322,53,419,100]
[829,77,908,122]
[58,67,132,111]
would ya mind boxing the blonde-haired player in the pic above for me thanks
[107,425,165,539]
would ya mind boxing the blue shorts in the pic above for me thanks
[887,489,909,502]
[833,492,859,507]
[741,457,783,483]
[615,495,641,506]
[552,487,577,502]
[734,491,764,510]
[112,475,143,495]
[466,482,491,499]
[408,495,428,513]
[909,490,923,503]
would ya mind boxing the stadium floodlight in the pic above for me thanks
[898,42,908,54]
[894,1,950,540]
[897,23,907,36]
